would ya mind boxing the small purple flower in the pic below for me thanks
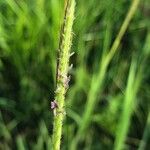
[51,101,58,110]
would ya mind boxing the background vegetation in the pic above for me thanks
[0,0,150,149]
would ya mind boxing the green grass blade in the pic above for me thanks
[114,60,142,150]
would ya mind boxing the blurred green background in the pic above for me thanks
[0,0,150,149]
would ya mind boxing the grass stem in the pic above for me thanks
[52,0,75,150]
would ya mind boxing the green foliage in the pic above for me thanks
[0,0,150,149]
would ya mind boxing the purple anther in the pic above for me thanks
[51,101,58,110]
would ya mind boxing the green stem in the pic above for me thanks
[105,0,140,66]
[52,0,75,150]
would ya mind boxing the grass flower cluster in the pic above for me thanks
[52,0,75,149]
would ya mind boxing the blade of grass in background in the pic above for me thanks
[138,112,150,150]
[114,58,142,150]
[137,30,150,150]
[16,135,26,150]
[70,0,140,148]
[114,21,150,149]
[34,121,52,150]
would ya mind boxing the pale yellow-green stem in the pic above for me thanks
[52,0,75,150]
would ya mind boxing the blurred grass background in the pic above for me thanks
[0,0,150,149]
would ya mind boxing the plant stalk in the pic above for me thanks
[52,0,75,150]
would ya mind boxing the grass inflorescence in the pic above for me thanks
[52,0,76,150]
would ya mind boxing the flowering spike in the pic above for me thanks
[52,0,76,149]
